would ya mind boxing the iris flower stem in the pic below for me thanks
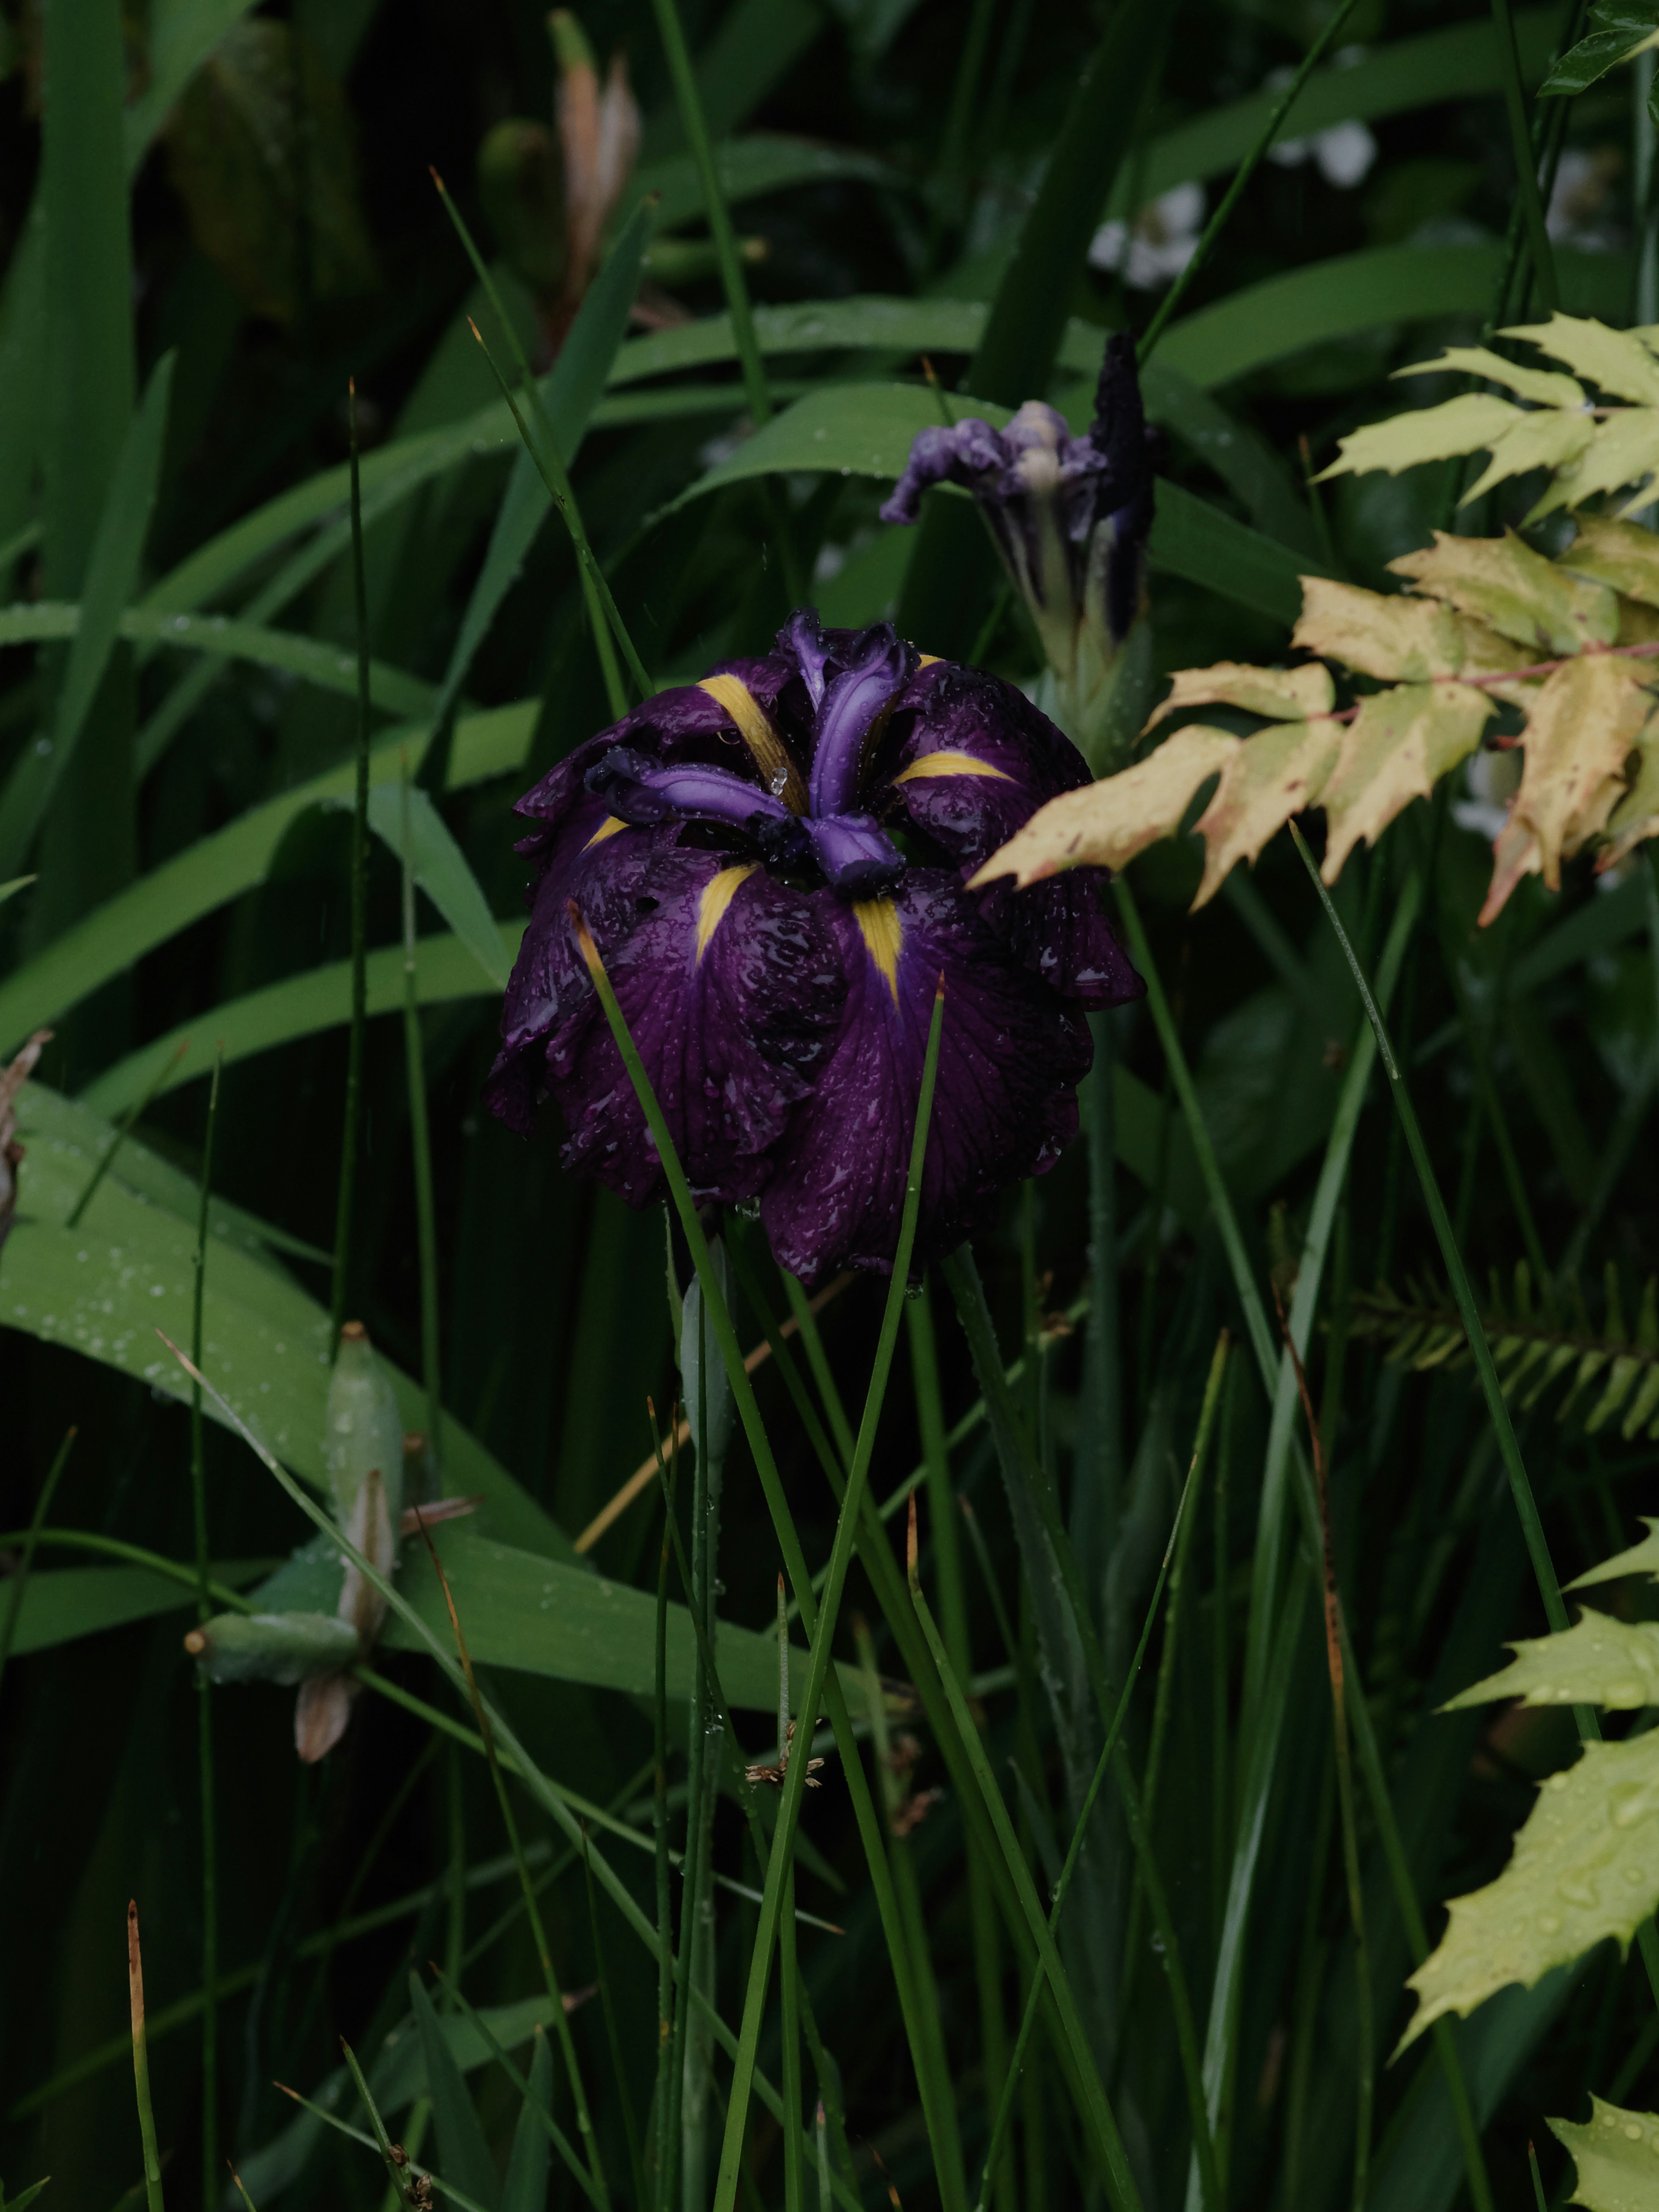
[1137,0,1365,363]
[429,168,627,722]
[190,1049,222,2212]
[329,381,372,1351]
[646,0,808,605]
[563,915,963,2212]
[1287,822,1659,2017]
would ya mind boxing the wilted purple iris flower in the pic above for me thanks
[485,613,1143,1284]
[880,336,1158,770]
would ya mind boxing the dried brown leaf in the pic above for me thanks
[966,723,1239,889]
[1144,660,1334,731]
[0,1028,51,1258]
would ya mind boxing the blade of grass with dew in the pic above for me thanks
[157,1344,864,2212]
[568,916,972,2206]
[189,1050,223,2209]
[407,1508,610,2209]
[0,1427,74,1702]
[329,381,373,1351]
[652,1424,676,2207]
[706,981,949,2212]
[904,1496,1147,2212]
[398,775,443,1464]
[127,1903,165,2212]
[1287,819,1659,2019]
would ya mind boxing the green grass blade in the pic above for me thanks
[1491,0,1560,311]
[0,1427,76,1703]
[190,1052,222,2209]
[409,1975,502,2212]
[126,1904,166,2212]
[329,383,373,1349]
[499,2028,554,2212]
[370,779,507,989]
[905,1531,1145,2212]
[0,352,173,880]
[398,781,444,1462]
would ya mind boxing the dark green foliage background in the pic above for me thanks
[0,0,1655,2207]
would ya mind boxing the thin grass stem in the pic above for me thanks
[428,168,626,720]
[398,772,443,1465]
[329,381,372,1351]
[652,1420,677,2212]
[66,1037,189,1226]
[1491,0,1560,312]
[425,1964,604,2210]
[0,1427,75,1702]
[466,319,651,700]
[127,1902,166,2212]
[1138,0,1365,359]
[189,1049,222,2209]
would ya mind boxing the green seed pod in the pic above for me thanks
[184,1611,360,1685]
[326,1321,404,1536]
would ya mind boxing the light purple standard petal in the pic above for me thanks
[760,872,1092,1285]
[808,623,918,817]
[549,852,846,1207]
[586,746,795,835]
[782,607,833,710]
[878,419,1010,525]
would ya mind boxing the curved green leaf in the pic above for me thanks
[79,927,520,1116]
[1,1080,570,1560]
[3,1558,270,1658]
[627,132,905,235]
[0,700,534,1056]
[365,784,509,989]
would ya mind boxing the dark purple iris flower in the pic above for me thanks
[485,611,1144,1285]
[880,337,1159,769]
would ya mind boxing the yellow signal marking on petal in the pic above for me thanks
[695,864,759,963]
[583,814,627,849]
[892,749,1014,785]
[917,653,943,667]
[697,672,808,812]
[852,897,903,1001]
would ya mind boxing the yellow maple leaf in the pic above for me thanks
[966,724,1240,888]
[1481,655,1655,923]
[1191,716,1342,908]
[1389,531,1618,656]
[1319,682,1494,883]
[1144,660,1334,731]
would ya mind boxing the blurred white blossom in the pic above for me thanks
[1088,181,1205,289]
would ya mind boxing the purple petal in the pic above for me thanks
[483,799,667,1134]
[782,607,833,710]
[808,623,918,817]
[585,746,799,845]
[804,811,907,897]
[878,419,1011,525]
[760,872,1092,1285]
[880,662,1090,869]
[548,852,846,1206]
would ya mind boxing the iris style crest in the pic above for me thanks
[485,613,1144,1284]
